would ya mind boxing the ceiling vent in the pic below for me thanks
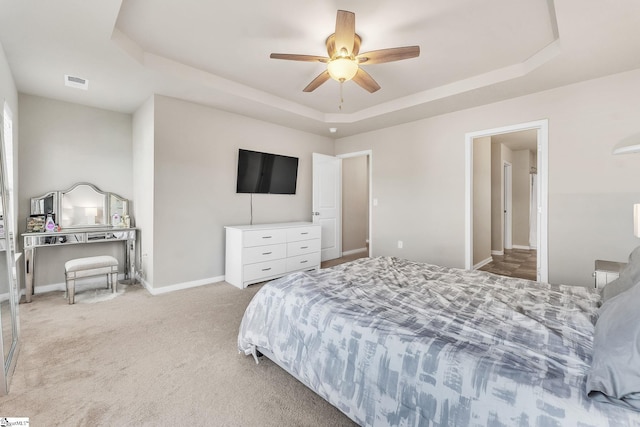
[64,74,89,90]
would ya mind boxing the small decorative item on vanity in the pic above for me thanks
[44,213,56,232]
[112,212,121,227]
[26,215,46,232]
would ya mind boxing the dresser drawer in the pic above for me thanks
[244,259,287,282]
[287,239,320,257]
[243,229,287,247]
[243,243,286,264]
[286,252,321,272]
[286,226,321,242]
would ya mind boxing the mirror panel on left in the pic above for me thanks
[0,104,20,395]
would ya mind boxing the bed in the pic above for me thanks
[238,256,640,426]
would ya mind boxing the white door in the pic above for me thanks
[529,173,538,248]
[503,162,512,250]
[312,153,342,261]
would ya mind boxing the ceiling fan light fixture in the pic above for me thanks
[327,57,358,82]
[270,10,418,93]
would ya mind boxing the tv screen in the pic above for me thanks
[236,149,299,194]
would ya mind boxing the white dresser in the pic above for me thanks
[225,222,321,289]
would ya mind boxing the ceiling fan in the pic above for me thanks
[270,10,420,93]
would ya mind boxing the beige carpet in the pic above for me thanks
[0,281,357,426]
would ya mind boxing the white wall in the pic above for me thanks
[0,44,17,127]
[18,94,132,289]
[336,68,640,287]
[132,96,155,285]
[149,95,334,289]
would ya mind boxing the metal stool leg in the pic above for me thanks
[111,271,118,293]
[67,277,76,304]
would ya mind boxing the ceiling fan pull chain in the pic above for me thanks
[339,81,344,110]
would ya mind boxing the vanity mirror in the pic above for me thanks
[30,183,129,228]
[30,191,56,216]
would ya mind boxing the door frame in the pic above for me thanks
[337,150,373,257]
[465,119,548,282]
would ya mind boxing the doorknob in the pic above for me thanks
[312,212,320,216]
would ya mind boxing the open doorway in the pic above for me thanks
[481,136,536,280]
[465,120,548,282]
[340,154,370,257]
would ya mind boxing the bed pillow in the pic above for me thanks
[587,279,640,411]
[602,245,640,302]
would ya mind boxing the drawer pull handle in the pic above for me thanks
[262,268,272,271]
[262,236,272,239]
[301,232,309,235]
[300,246,308,249]
[300,260,308,264]
[262,252,272,255]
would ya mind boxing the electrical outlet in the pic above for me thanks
[397,240,403,249]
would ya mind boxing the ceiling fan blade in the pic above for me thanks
[352,68,381,93]
[270,53,329,63]
[334,10,356,56]
[303,70,331,92]
[357,46,420,64]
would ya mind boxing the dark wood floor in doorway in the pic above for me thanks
[479,249,537,281]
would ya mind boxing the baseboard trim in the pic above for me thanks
[138,275,152,293]
[342,247,368,256]
[491,250,504,256]
[29,273,229,297]
[512,245,531,250]
[146,275,226,295]
[474,257,493,270]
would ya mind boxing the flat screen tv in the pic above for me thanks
[236,149,299,194]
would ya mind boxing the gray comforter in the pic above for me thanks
[238,256,640,426]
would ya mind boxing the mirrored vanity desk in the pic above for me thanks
[22,183,137,303]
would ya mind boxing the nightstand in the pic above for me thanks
[593,260,627,289]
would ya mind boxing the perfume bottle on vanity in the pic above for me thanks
[44,213,56,232]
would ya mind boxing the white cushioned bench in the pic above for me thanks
[64,255,119,304]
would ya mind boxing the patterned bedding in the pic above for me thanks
[238,256,640,426]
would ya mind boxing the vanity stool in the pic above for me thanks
[64,256,119,304]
